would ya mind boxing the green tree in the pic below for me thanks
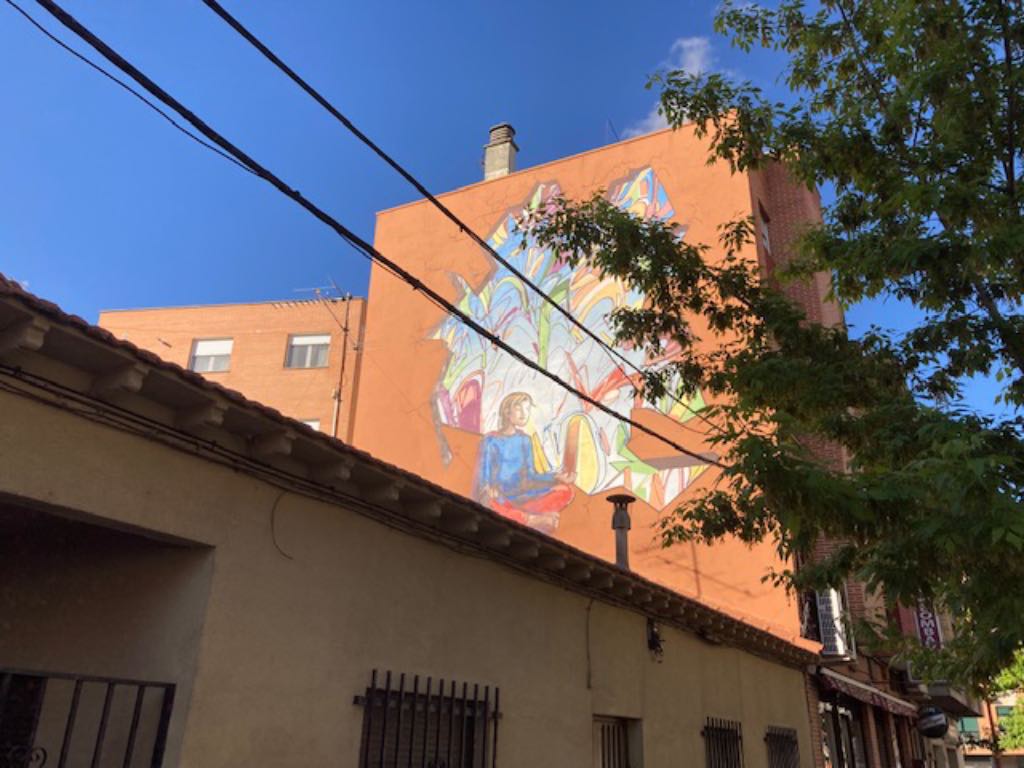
[995,652,1024,692]
[525,0,1024,688]
[1000,701,1024,750]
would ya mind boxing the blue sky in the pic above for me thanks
[0,0,1007,413]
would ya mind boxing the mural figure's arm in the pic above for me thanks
[477,436,501,502]
[520,434,561,489]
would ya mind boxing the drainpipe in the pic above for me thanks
[608,494,636,569]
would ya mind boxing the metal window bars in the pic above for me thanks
[703,717,744,768]
[765,727,800,768]
[0,668,174,768]
[353,670,500,768]
[593,716,630,768]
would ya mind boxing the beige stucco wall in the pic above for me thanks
[0,387,814,767]
[0,508,213,766]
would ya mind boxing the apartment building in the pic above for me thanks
[962,692,1024,768]
[99,296,365,441]
[86,123,982,768]
[0,276,820,767]
[352,124,978,768]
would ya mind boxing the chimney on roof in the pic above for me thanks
[608,494,636,570]
[483,123,518,180]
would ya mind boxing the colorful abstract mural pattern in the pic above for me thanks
[433,167,707,529]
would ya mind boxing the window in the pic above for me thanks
[758,203,772,255]
[766,727,800,768]
[817,587,856,658]
[355,669,499,768]
[593,716,641,768]
[704,718,743,768]
[996,706,1014,722]
[285,334,330,369]
[300,419,321,431]
[959,718,981,738]
[189,338,232,372]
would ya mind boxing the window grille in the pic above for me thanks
[703,717,743,768]
[0,668,174,768]
[189,338,233,372]
[765,727,799,768]
[816,588,855,658]
[354,670,499,768]
[285,334,330,369]
[592,716,631,768]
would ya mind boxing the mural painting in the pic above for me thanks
[432,167,709,533]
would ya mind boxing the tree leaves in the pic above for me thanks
[531,0,1024,689]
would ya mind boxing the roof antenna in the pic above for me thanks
[606,118,621,143]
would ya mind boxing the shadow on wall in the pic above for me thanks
[0,502,214,767]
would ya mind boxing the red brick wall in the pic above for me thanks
[806,672,827,768]
[98,298,366,442]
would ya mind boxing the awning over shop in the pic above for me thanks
[818,668,919,718]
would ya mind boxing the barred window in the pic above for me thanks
[354,669,498,768]
[704,717,743,768]
[766,727,799,768]
[593,716,638,768]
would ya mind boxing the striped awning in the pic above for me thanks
[818,668,919,718]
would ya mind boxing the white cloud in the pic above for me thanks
[622,36,713,138]
[622,102,670,139]
[667,36,713,77]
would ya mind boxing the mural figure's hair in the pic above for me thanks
[498,392,533,431]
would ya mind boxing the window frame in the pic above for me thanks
[189,337,233,373]
[284,333,331,370]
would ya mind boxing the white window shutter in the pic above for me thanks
[817,588,854,657]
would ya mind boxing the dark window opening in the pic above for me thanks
[704,717,743,768]
[354,669,498,768]
[766,726,799,768]
[593,716,637,768]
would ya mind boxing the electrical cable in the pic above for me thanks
[3,0,257,176]
[198,0,721,436]
[25,0,724,470]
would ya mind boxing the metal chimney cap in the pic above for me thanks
[608,494,635,530]
[607,494,637,505]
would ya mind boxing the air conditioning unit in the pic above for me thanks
[817,587,856,659]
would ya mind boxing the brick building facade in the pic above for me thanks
[99,296,366,442]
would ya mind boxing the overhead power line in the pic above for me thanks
[198,0,718,435]
[26,0,724,471]
[3,0,256,176]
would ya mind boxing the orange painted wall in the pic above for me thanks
[354,126,823,640]
[99,298,365,442]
